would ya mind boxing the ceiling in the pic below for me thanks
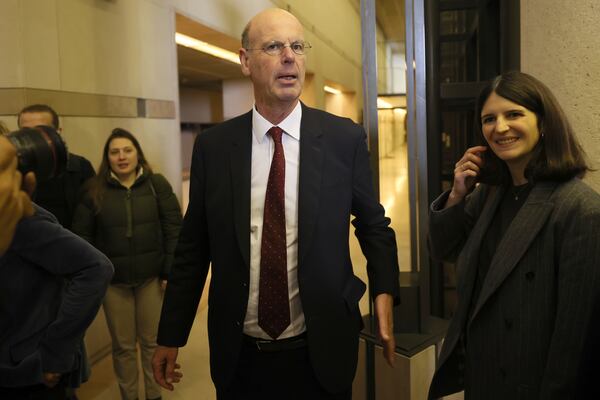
[176,1,406,87]
[349,0,406,44]
[177,45,243,88]
[376,0,406,45]
[176,14,245,89]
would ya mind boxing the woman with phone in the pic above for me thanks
[427,71,600,399]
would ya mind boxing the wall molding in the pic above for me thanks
[0,88,176,119]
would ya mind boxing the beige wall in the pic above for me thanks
[180,87,223,123]
[325,92,358,122]
[0,0,182,197]
[0,0,366,188]
[222,78,255,120]
[521,0,600,191]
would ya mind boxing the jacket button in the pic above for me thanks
[525,271,535,281]
[242,282,248,288]
[235,321,241,326]
[499,368,507,380]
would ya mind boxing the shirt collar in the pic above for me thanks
[110,166,144,184]
[252,101,302,143]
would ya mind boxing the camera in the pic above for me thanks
[6,126,68,182]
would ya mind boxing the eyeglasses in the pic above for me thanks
[245,40,312,56]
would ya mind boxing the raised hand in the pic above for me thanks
[445,146,487,209]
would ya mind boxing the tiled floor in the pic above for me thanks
[77,144,410,400]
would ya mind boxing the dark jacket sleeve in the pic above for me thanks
[157,136,211,347]
[428,184,488,263]
[540,184,600,399]
[70,154,96,205]
[79,158,96,182]
[10,206,113,373]
[150,173,183,278]
[349,125,400,303]
[71,196,97,245]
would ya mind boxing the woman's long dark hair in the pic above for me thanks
[476,71,590,184]
[87,128,152,212]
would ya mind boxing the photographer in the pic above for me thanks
[0,136,34,256]
[18,104,95,230]
[0,203,113,399]
[0,129,114,399]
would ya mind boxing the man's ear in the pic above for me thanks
[239,48,251,77]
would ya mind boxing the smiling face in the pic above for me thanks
[239,9,306,119]
[480,91,541,182]
[108,137,139,182]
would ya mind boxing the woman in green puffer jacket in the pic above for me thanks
[72,128,181,400]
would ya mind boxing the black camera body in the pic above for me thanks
[6,126,69,182]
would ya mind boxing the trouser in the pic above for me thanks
[217,334,352,400]
[103,277,163,400]
[0,382,66,400]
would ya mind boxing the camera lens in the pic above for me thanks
[6,126,68,182]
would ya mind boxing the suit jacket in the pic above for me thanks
[157,104,400,394]
[0,205,113,387]
[427,179,600,400]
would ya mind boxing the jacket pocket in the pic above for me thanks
[342,275,367,314]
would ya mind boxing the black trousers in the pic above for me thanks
[0,382,66,400]
[218,336,351,400]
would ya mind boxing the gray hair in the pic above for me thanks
[241,21,251,49]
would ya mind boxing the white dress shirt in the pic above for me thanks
[243,102,305,339]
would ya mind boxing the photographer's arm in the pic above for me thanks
[11,206,113,375]
[0,136,34,256]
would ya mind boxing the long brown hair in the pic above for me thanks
[87,128,152,212]
[476,71,590,184]
[0,121,8,135]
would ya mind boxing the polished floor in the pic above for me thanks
[77,143,411,400]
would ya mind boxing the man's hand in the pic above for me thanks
[42,372,61,388]
[374,293,395,367]
[152,346,183,390]
[0,136,35,256]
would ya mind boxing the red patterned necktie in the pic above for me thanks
[258,126,290,339]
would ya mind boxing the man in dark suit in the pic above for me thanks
[153,8,400,399]
[18,104,95,230]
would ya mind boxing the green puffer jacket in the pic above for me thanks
[72,171,182,284]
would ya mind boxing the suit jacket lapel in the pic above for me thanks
[442,184,503,342]
[230,111,253,269]
[469,181,557,323]
[297,105,324,268]
[455,185,504,292]
[433,185,503,368]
